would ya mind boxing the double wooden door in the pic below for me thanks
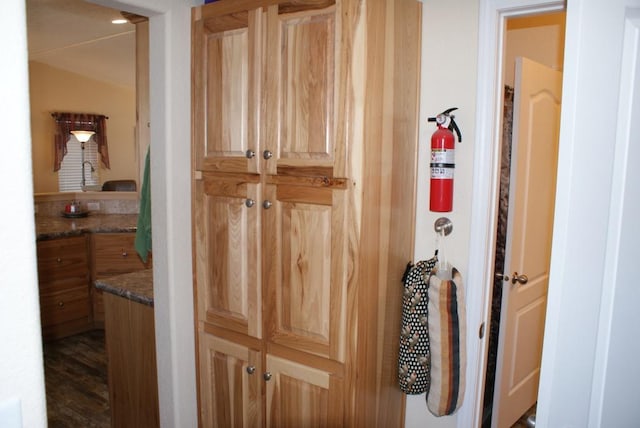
[192,1,349,425]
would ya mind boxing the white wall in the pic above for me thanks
[406,0,479,426]
[0,1,47,427]
[147,4,199,426]
[93,0,199,426]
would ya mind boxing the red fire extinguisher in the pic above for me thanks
[428,108,462,212]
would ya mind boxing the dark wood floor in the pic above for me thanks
[43,329,110,428]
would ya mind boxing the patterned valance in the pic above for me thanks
[52,112,110,171]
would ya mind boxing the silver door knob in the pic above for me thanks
[262,200,272,209]
[263,150,273,160]
[246,149,255,159]
[246,366,256,375]
[245,199,255,208]
[511,272,528,285]
[263,372,272,381]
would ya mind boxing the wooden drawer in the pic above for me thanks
[37,236,89,293]
[92,233,150,326]
[93,233,150,276]
[40,286,90,327]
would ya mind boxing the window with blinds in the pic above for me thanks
[58,136,100,191]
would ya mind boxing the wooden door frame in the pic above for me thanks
[462,1,565,427]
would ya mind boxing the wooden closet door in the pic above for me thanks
[192,6,263,174]
[194,174,262,338]
[262,182,349,362]
[263,2,344,178]
[199,333,263,428]
[265,354,344,428]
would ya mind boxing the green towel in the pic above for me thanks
[135,146,152,262]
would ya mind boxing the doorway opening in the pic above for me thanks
[26,0,149,424]
[481,11,566,428]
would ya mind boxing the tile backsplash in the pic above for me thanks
[35,192,139,216]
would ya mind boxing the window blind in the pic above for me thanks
[58,136,100,191]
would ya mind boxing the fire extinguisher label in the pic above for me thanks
[431,166,454,179]
[430,149,455,179]
[431,149,455,164]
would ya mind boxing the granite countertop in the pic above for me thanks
[36,213,139,240]
[95,269,154,307]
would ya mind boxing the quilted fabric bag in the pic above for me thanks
[397,256,437,394]
[426,266,466,416]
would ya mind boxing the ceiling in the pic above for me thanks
[26,0,136,89]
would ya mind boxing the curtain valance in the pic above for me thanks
[52,112,110,171]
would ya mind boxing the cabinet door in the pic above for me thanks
[195,174,262,338]
[263,3,344,178]
[93,233,150,276]
[193,5,262,174]
[265,354,344,428]
[199,333,262,428]
[262,182,348,361]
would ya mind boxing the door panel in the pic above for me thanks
[264,4,340,176]
[265,354,343,428]
[263,183,348,361]
[199,333,262,428]
[194,175,262,338]
[493,57,562,428]
[193,8,261,173]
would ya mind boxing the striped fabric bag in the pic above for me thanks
[426,267,466,416]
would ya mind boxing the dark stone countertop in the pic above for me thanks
[95,269,154,307]
[36,214,139,240]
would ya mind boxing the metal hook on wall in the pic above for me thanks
[434,217,453,236]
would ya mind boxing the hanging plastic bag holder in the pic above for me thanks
[434,217,453,280]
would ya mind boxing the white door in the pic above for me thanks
[492,57,562,428]
[538,1,640,426]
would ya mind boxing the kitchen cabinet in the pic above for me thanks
[37,235,91,340]
[103,291,159,427]
[92,233,151,326]
[192,0,422,426]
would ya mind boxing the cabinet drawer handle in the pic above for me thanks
[263,150,273,160]
[246,149,256,159]
[262,200,272,210]
[245,199,255,208]
[121,250,128,257]
[263,372,272,381]
[246,366,256,375]
[58,301,64,308]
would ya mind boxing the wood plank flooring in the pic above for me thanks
[43,329,110,428]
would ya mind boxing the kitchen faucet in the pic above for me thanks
[82,161,95,188]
